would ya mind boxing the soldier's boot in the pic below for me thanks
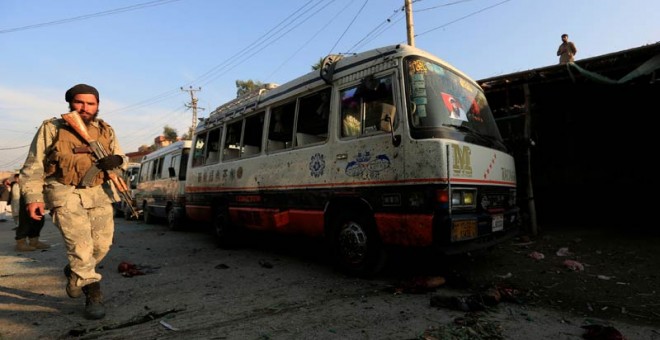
[63,264,83,298]
[15,238,36,252]
[82,282,106,320]
[28,237,50,249]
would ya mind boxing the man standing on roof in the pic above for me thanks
[557,33,577,64]
[20,84,127,320]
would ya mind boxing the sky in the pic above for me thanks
[1,0,659,171]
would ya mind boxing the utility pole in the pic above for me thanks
[181,86,203,132]
[404,0,415,47]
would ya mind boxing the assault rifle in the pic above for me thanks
[61,111,140,219]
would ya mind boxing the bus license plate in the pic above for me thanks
[451,220,477,242]
[492,214,504,232]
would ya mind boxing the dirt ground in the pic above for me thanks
[1,216,659,339]
[423,223,660,327]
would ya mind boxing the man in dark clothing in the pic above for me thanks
[12,174,49,251]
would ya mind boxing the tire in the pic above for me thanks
[212,204,236,247]
[167,207,183,231]
[330,212,386,277]
[143,204,156,224]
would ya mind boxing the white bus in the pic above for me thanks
[185,44,519,275]
[135,140,191,230]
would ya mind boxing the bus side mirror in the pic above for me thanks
[382,113,401,147]
[129,175,137,189]
[168,167,176,178]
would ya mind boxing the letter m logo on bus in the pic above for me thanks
[451,144,473,177]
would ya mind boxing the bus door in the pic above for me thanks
[332,73,404,208]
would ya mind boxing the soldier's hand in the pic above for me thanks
[97,155,123,170]
[27,202,46,220]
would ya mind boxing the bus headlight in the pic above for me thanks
[451,188,477,209]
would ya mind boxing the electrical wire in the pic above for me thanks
[415,0,512,38]
[0,0,185,34]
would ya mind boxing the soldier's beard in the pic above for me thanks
[68,105,98,124]
[80,112,98,124]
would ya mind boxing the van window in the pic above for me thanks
[139,161,152,182]
[179,148,189,180]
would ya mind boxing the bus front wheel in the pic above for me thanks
[167,207,183,231]
[331,212,386,276]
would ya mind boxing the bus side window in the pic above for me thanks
[192,132,207,167]
[242,112,264,157]
[362,76,396,134]
[340,87,361,137]
[268,102,295,151]
[296,88,330,146]
[206,128,221,164]
[223,121,242,161]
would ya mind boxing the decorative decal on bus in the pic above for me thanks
[309,153,326,177]
[451,144,473,177]
[345,151,391,179]
[483,153,497,179]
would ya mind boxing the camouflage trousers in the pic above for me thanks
[51,191,114,288]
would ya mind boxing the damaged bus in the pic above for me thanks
[185,44,519,275]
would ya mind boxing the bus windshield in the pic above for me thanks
[404,56,503,144]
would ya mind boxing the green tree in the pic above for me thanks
[138,144,154,153]
[163,125,178,142]
[235,79,264,98]
[311,57,324,71]
[181,126,194,140]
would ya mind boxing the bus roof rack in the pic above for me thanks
[208,83,279,122]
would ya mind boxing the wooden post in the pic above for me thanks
[523,83,538,235]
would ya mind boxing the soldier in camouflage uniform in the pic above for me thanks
[20,84,126,320]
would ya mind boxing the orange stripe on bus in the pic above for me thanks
[375,213,434,247]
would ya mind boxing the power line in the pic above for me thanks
[0,144,30,151]
[328,0,369,55]
[415,0,512,38]
[0,0,185,34]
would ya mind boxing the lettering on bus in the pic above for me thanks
[501,167,516,182]
[451,144,473,177]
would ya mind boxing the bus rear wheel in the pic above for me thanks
[167,207,183,231]
[143,204,156,224]
[213,206,237,247]
[331,212,386,276]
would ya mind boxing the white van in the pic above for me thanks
[135,140,191,230]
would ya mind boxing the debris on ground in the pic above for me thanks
[117,261,159,277]
[393,276,446,294]
[528,251,545,260]
[159,320,179,331]
[563,259,585,272]
[556,247,571,256]
[581,324,627,340]
[420,313,504,340]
